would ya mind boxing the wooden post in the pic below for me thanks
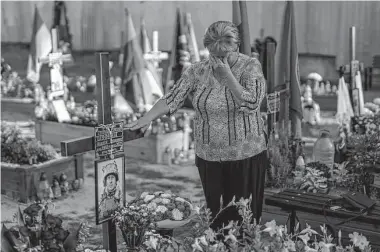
[265,42,276,136]
[349,27,359,103]
[341,26,364,116]
[95,53,116,252]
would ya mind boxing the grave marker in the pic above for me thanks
[341,26,365,116]
[39,28,72,99]
[60,52,144,252]
[39,28,72,122]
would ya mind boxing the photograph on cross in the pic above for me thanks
[95,155,125,225]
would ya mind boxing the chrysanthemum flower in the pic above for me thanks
[171,209,183,220]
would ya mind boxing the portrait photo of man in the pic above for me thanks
[95,156,125,224]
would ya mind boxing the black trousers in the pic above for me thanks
[196,151,268,230]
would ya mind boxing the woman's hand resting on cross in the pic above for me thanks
[125,117,152,137]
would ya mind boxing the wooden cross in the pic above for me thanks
[144,31,169,86]
[38,28,72,99]
[341,26,365,116]
[60,52,144,252]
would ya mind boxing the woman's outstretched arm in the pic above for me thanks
[125,65,197,131]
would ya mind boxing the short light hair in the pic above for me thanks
[203,21,240,54]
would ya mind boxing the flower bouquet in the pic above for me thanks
[1,201,92,252]
[1,60,35,99]
[129,191,195,229]
[351,114,380,135]
[112,204,157,250]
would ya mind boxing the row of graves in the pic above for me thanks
[2,4,380,252]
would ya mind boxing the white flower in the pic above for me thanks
[283,240,296,251]
[175,197,185,202]
[156,205,168,213]
[303,246,317,252]
[192,239,204,252]
[144,194,155,202]
[298,234,310,245]
[263,220,277,237]
[144,235,159,250]
[161,193,171,198]
[140,192,149,199]
[171,208,183,220]
[349,232,370,250]
[161,198,170,204]
[224,229,238,244]
[199,236,208,246]
[147,202,157,210]
[153,198,163,204]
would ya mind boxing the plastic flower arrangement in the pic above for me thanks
[352,114,380,136]
[141,196,373,252]
[293,166,329,194]
[112,204,157,234]
[126,191,193,222]
[1,201,95,252]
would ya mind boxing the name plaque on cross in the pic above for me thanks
[94,122,124,160]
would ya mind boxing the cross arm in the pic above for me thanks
[60,129,144,157]
[340,62,365,76]
[144,52,169,61]
[39,53,73,64]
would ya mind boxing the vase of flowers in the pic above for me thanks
[120,228,146,251]
[112,204,157,250]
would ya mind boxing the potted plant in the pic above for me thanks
[1,201,92,252]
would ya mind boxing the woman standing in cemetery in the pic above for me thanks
[126,21,268,230]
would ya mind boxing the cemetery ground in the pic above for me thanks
[2,43,380,249]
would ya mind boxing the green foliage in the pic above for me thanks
[142,196,373,252]
[1,123,58,165]
[266,134,292,189]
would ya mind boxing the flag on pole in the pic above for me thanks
[336,76,354,126]
[278,1,303,135]
[27,6,52,83]
[121,9,163,109]
[166,8,191,93]
[232,0,251,56]
[185,13,200,63]
[140,18,152,54]
[355,72,365,115]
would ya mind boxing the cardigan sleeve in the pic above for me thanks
[162,65,197,116]
[238,58,266,114]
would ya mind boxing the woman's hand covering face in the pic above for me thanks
[209,54,232,83]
